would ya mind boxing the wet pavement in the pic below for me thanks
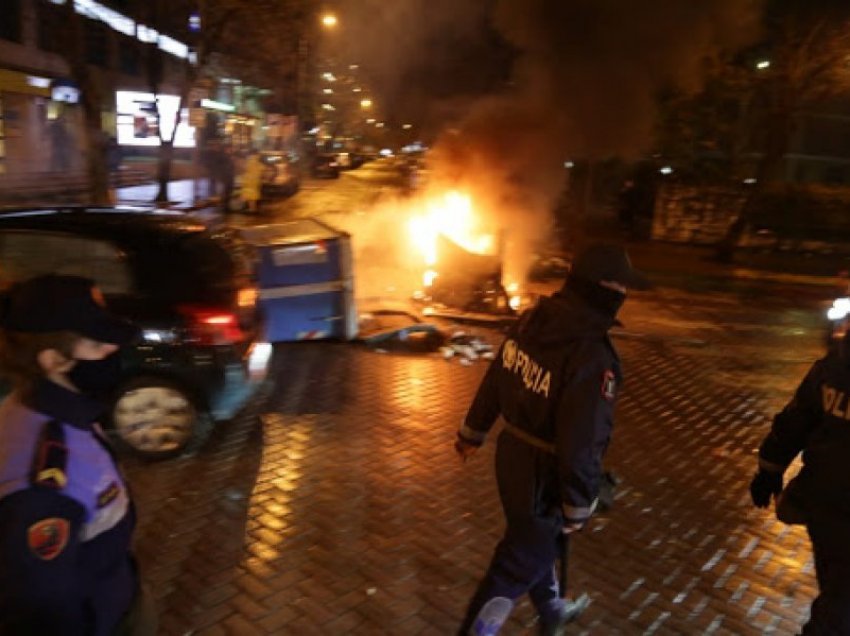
[122,282,826,635]
[115,162,836,634]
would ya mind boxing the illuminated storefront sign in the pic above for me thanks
[49,0,191,60]
[115,91,195,148]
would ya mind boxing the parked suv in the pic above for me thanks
[0,207,270,459]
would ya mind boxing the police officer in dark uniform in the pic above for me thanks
[455,244,651,635]
[750,315,850,634]
[0,275,155,635]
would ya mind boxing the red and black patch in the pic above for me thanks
[97,481,120,509]
[27,518,70,561]
[601,370,617,401]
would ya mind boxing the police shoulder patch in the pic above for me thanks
[97,481,120,509]
[27,518,70,560]
[601,370,617,401]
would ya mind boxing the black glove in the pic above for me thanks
[454,435,479,462]
[750,470,783,508]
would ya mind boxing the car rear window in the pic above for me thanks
[135,230,256,306]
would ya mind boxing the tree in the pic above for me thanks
[50,1,111,204]
[655,56,757,184]
[129,0,306,203]
[715,0,850,260]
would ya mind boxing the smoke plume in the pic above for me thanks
[344,1,765,292]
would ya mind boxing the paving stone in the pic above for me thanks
[122,288,826,634]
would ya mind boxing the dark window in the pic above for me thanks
[38,1,65,54]
[118,36,140,75]
[85,18,109,67]
[0,0,22,42]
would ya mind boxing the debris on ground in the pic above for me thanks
[422,304,517,329]
[440,331,496,364]
[358,309,446,353]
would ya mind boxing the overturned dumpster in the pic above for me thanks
[240,218,358,342]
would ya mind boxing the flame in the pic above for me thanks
[407,190,497,287]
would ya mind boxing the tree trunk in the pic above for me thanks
[155,140,174,203]
[80,83,109,205]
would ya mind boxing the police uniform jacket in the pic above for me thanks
[459,290,621,524]
[0,380,137,635]
[759,349,850,510]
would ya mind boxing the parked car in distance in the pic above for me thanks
[260,150,300,197]
[312,153,341,179]
[0,206,271,459]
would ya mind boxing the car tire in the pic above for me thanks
[109,376,212,460]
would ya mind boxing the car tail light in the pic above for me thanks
[179,305,244,345]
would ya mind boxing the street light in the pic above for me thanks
[321,13,338,28]
[360,98,373,109]
[756,59,771,70]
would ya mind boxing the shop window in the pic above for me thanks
[85,18,110,68]
[0,0,22,42]
[0,231,133,295]
[37,2,65,54]
[118,36,140,76]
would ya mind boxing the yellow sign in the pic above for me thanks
[0,69,51,97]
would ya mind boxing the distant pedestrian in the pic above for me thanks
[0,275,156,635]
[455,244,651,635]
[750,316,850,634]
[218,147,236,214]
[241,151,264,214]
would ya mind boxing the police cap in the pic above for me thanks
[0,275,138,345]
[569,244,651,290]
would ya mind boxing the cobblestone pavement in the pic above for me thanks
[120,281,829,635]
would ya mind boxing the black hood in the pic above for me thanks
[517,291,617,346]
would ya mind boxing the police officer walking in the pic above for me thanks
[0,275,155,635]
[750,319,850,634]
[455,244,651,635]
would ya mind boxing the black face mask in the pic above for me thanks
[564,275,626,319]
[68,352,123,399]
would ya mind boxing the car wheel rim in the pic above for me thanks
[113,386,196,453]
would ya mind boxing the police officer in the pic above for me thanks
[455,244,651,635]
[0,275,154,635]
[750,315,850,634]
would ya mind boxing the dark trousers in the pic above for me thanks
[803,512,850,635]
[113,583,157,636]
[458,432,564,635]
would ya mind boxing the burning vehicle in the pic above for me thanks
[406,191,522,319]
[424,235,514,316]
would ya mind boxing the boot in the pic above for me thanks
[538,593,590,636]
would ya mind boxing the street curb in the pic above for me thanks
[725,267,840,289]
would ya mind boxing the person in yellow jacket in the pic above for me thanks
[241,151,264,213]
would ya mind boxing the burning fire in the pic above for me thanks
[406,190,522,311]
[407,191,496,273]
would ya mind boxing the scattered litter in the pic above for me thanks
[442,332,495,365]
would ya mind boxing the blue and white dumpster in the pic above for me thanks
[239,219,358,342]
